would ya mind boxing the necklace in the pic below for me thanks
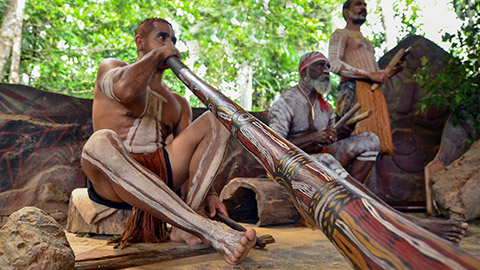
[298,86,317,120]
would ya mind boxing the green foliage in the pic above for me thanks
[5,0,469,114]
[415,0,480,137]
[392,0,422,39]
[1,0,341,109]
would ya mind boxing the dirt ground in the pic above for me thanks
[68,213,480,269]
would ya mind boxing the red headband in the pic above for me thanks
[299,53,328,72]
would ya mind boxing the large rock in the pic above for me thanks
[365,35,451,204]
[431,140,480,221]
[0,207,75,269]
[0,84,92,226]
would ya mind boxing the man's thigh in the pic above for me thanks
[165,111,217,189]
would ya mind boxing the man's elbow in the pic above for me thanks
[112,83,139,103]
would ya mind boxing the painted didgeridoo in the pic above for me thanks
[165,57,480,269]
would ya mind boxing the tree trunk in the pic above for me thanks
[0,0,26,82]
[9,0,26,84]
[238,62,253,111]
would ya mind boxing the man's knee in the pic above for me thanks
[361,131,380,152]
[82,129,121,159]
[311,153,349,180]
[355,132,380,162]
[199,110,230,139]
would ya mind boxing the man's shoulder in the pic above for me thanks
[278,86,302,100]
[170,89,189,105]
[332,28,350,36]
[271,86,300,111]
[99,58,127,70]
[96,58,127,80]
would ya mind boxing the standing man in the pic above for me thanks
[81,18,255,265]
[269,51,380,183]
[329,0,404,154]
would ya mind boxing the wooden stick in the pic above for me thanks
[166,56,480,269]
[333,103,361,130]
[371,46,411,91]
[345,110,372,126]
[213,212,274,249]
[204,206,275,249]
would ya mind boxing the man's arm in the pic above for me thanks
[287,128,337,153]
[268,96,293,139]
[97,46,180,103]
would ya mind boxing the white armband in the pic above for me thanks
[100,68,121,102]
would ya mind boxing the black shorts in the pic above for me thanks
[87,148,175,210]
[87,179,133,210]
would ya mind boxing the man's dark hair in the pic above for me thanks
[135,18,172,38]
[342,0,352,20]
[343,0,352,10]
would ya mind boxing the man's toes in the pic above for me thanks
[246,228,256,241]
[448,237,460,245]
[237,244,246,254]
[240,236,249,246]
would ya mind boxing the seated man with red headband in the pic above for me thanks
[269,51,379,183]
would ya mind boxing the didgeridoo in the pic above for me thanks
[165,57,480,269]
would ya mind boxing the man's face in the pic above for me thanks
[305,60,331,95]
[143,21,177,53]
[347,0,367,25]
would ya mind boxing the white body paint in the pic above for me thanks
[82,129,241,258]
[329,29,379,78]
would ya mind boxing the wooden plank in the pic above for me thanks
[75,242,215,269]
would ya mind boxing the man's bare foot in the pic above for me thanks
[223,228,256,265]
[169,227,203,245]
[406,215,468,244]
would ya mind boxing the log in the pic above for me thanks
[220,178,301,227]
[166,56,480,269]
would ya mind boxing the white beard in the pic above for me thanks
[305,74,331,95]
